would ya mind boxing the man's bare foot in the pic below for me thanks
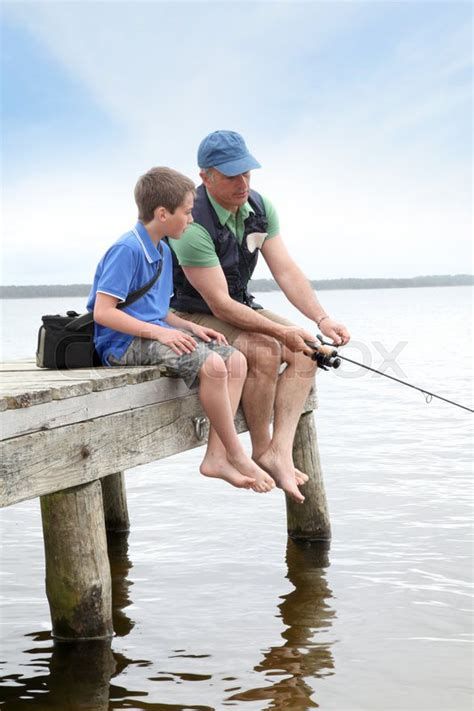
[252,452,308,487]
[200,452,255,489]
[295,468,309,486]
[256,448,305,504]
[227,452,276,493]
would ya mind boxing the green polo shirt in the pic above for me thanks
[170,189,280,267]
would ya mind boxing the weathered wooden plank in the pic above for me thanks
[121,366,165,384]
[0,378,94,400]
[0,374,98,386]
[0,388,54,409]
[4,370,131,392]
[0,361,100,376]
[0,365,163,387]
[1,394,254,506]
[1,376,190,440]
[0,363,166,409]
[1,377,317,442]
[4,367,79,378]
[0,360,163,382]
[0,360,39,371]
[88,373,129,391]
[0,372,91,383]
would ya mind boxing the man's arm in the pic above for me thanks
[261,235,350,345]
[181,265,315,354]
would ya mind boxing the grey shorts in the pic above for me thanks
[108,331,236,389]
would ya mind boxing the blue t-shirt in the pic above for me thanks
[87,222,174,365]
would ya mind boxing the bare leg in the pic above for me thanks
[234,333,310,490]
[257,349,317,504]
[199,352,275,492]
[233,332,281,458]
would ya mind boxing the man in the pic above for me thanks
[170,130,350,503]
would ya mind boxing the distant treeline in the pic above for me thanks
[251,274,474,292]
[0,274,472,299]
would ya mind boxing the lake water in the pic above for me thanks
[0,287,473,710]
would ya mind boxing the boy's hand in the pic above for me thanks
[156,328,197,355]
[189,324,229,345]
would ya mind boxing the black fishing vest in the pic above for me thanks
[170,184,268,314]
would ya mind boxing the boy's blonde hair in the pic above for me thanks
[134,167,195,223]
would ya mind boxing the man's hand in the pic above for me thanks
[319,318,350,346]
[155,327,197,355]
[282,328,318,355]
[188,323,228,345]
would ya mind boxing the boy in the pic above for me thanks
[87,167,274,493]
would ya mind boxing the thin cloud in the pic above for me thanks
[1,1,472,283]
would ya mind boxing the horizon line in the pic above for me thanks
[1,273,473,289]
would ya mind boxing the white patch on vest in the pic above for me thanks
[246,232,267,253]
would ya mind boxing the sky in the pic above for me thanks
[1,0,472,284]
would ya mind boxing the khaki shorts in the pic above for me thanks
[172,309,297,346]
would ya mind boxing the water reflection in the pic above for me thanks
[228,539,335,710]
[0,631,213,710]
[0,532,136,709]
[0,635,117,709]
[107,530,135,638]
[0,530,214,709]
[0,536,336,710]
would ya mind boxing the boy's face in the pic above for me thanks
[165,191,194,240]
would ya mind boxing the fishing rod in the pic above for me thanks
[306,336,474,414]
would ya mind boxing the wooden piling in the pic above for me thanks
[40,480,113,640]
[286,411,331,541]
[101,471,130,532]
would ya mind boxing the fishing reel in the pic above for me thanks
[306,335,341,371]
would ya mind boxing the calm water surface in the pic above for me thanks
[0,287,473,710]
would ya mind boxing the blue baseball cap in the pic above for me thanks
[197,130,261,176]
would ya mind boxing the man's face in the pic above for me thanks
[201,169,251,212]
[164,191,194,240]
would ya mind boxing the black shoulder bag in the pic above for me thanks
[36,244,164,370]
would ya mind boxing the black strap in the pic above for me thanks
[120,242,164,309]
[67,242,164,331]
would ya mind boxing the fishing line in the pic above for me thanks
[309,337,474,414]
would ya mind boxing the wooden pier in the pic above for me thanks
[0,360,330,640]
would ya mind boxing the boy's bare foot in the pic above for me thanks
[200,452,255,489]
[256,448,305,504]
[227,453,275,493]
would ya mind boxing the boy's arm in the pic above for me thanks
[164,311,228,344]
[94,293,197,355]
